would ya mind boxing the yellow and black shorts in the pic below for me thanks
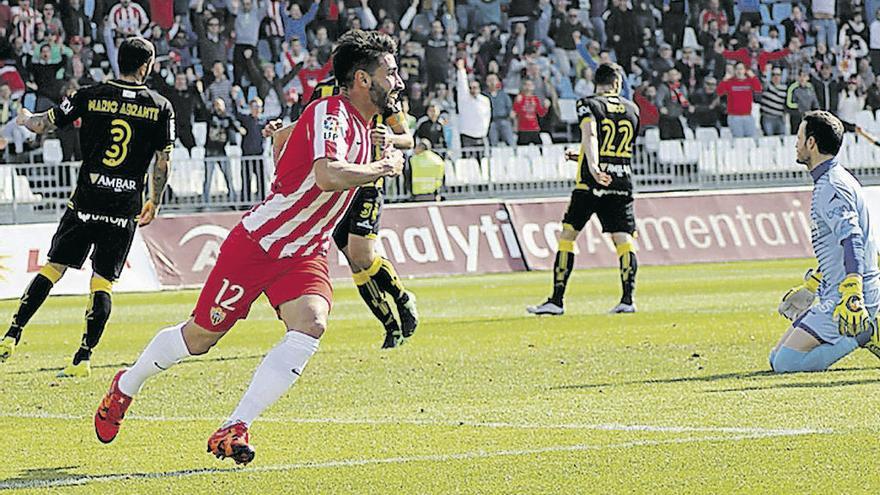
[562,188,635,234]
[333,186,384,250]
[47,207,137,281]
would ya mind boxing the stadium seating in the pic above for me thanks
[193,122,207,147]
[771,2,792,23]
[42,139,63,163]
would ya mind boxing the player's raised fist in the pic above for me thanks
[371,124,391,149]
[381,148,404,176]
[262,119,284,137]
[16,108,32,126]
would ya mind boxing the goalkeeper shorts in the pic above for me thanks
[794,287,880,344]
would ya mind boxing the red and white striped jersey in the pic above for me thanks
[241,95,372,259]
[265,0,285,38]
[12,6,42,46]
[108,3,149,35]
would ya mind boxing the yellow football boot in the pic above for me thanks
[57,361,91,378]
[0,336,15,363]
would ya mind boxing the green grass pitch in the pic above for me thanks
[2,258,880,494]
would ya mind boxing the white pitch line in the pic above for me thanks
[0,411,830,436]
[0,430,818,491]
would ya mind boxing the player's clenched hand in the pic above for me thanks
[379,148,404,177]
[834,275,870,336]
[261,119,283,138]
[591,168,612,187]
[371,124,392,149]
[778,268,821,321]
[137,199,158,227]
[16,108,32,127]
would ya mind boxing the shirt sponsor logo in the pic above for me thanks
[76,211,130,228]
[90,173,138,192]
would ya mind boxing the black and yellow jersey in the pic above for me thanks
[307,77,408,189]
[49,79,175,217]
[575,92,640,194]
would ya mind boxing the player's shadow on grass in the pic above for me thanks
[7,353,266,375]
[705,376,880,393]
[0,465,245,491]
[0,466,81,490]
[551,366,880,390]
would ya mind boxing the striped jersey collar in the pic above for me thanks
[810,158,837,183]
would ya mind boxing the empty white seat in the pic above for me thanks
[43,139,63,163]
[191,146,206,161]
[193,122,208,146]
[682,140,700,163]
[657,140,684,165]
[444,159,460,186]
[644,128,660,153]
[855,110,875,132]
[558,99,578,123]
[695,127,719,142]
[719,127,733,140]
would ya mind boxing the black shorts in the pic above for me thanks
[47,208,137,281]
[333,186,384,251]
[562,188,636,234]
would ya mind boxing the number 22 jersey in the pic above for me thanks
[575,93,640,195]
[48,79,175,217]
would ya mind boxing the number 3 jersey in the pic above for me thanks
[575,93,640,195]
[48,79,175,217]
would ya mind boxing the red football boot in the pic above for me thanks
[94,369,133,444]
[207,421,255,465]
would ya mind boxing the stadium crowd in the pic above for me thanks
[0,0,876,165]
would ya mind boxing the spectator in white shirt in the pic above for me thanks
[838,77,866,132]
[455,59,491,155]
[870,8,880,73]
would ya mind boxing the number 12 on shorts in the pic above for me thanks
[215,278,244,311]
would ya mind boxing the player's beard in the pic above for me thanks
[369,82,396,114]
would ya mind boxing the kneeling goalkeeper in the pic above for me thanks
[773,111,880,372]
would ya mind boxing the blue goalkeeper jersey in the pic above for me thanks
[811,159,880,304]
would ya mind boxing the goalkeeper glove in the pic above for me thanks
[778,269,821,321]
[834,275,870,336]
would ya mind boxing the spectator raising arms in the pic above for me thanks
[716,62,761,138]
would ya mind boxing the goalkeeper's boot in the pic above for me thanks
[526,300,564,316]
[57,360,91,378]
[0,336,15,363]
[609,302,637,314]
[397,292,419,340]
[382,326,404,349]
[95,369,133,443]
[208,421,255,465]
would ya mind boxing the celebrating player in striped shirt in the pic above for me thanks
[93,30,405,464]
[773,111,880,372]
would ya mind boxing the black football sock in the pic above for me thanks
[354,272,400,333]
[617,242,638,305]
[550,240,575,306]
[6,265,62,343]
[370,257,408,303]
[73,280,113,364]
